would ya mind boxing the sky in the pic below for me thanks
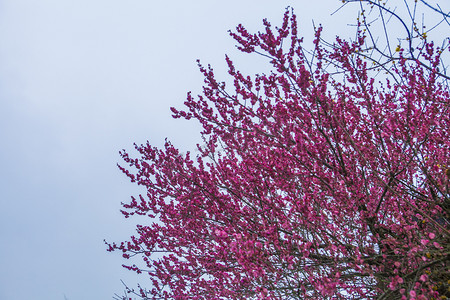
[0,1,446,299]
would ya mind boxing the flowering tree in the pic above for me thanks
[107,2,449,299]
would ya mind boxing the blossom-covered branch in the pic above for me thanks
[107,4,449,300]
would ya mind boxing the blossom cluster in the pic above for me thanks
[107,9,449,300]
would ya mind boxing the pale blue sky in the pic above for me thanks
[3,0,444,299]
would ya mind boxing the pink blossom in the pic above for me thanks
[107,6,450,299]
[433,242,442,249]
